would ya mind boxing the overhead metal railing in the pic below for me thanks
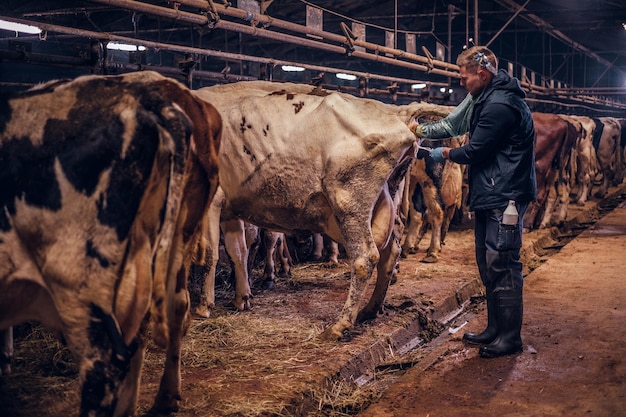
[88,0,460,78]
[175,0,460,72]
[492,0,626,80]
[86,0,626,110]
[0,16,446,89]
[1,1,624,111]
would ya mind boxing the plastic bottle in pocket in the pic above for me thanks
[502,200,518,225]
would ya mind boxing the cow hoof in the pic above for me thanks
[262,279,275,290]
[319,320,352,341]
[405,247,419,255]
[232,296,252,311]
[152,392,181,415]
[356,308,377,323]
[420,254,439,263]
[319,328,345,341]
[193,305,211,319]
[0,363,10,376]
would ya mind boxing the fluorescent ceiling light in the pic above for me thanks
[107,42,146,52]
[336,73,357,81]
[411,83,427,90]
[0,19,41,34]
[281,65,305,72]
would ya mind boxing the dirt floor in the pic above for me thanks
[1,184,625,417]
[358,192,626,417]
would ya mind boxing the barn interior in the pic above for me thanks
[1,0,625,116]
[2,3,626,416]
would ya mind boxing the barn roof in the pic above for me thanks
[1,0,624,115]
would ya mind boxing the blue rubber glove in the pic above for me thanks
[430,147,446,163]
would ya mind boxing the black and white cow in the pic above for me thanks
[0,71,221,416]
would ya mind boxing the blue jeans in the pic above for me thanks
[474,201,528,292]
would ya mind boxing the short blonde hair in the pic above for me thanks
[457,46,498,73]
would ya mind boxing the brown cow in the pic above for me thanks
[401,135,465,262]
[524,113,577,229]
[118,71,222,413]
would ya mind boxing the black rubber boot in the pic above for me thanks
[463,290,498,345]
[479,289,523,358]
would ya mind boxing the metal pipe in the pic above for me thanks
[92,0,207,24]
[176,0,459,71]
[394,0,398,50]
[492,0,626,78]
[485,0,529,48]
[447,4,454,86]
[107,61,258,82]
[88,0,460,78]
[0,16,448,87]
[474,0,479,45]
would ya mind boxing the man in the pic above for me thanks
[409,46,536,358]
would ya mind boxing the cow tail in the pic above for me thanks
[150,105,192,349]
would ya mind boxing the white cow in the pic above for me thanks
[192,81,449,340]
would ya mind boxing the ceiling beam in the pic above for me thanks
[492,0,626,78]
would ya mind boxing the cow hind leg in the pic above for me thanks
[327,240,340,265]
[153,274,191,414]
[221,219,253,311]
[594,172,611,198]
[422,206,444,264]
[401,203,424,257]
[0,327,13,376]
[195,190,223,318]
[275,233,293,278]
[260,230,283,290]
[440,205,457,246]
[356,232,401,323]
[319,242,378,341]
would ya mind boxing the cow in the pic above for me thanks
[0,71,222,416]
[311,233,340,265]
[191,81,450,340]
[615,118,626,186]
[559,115,598,206]
[116,71,222,414]
[401,135,465,262]
[256,229,292,288]
[238,224,293,291]
[593,117,621,198]
[523,112,578,229]
[0,328,11,375]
